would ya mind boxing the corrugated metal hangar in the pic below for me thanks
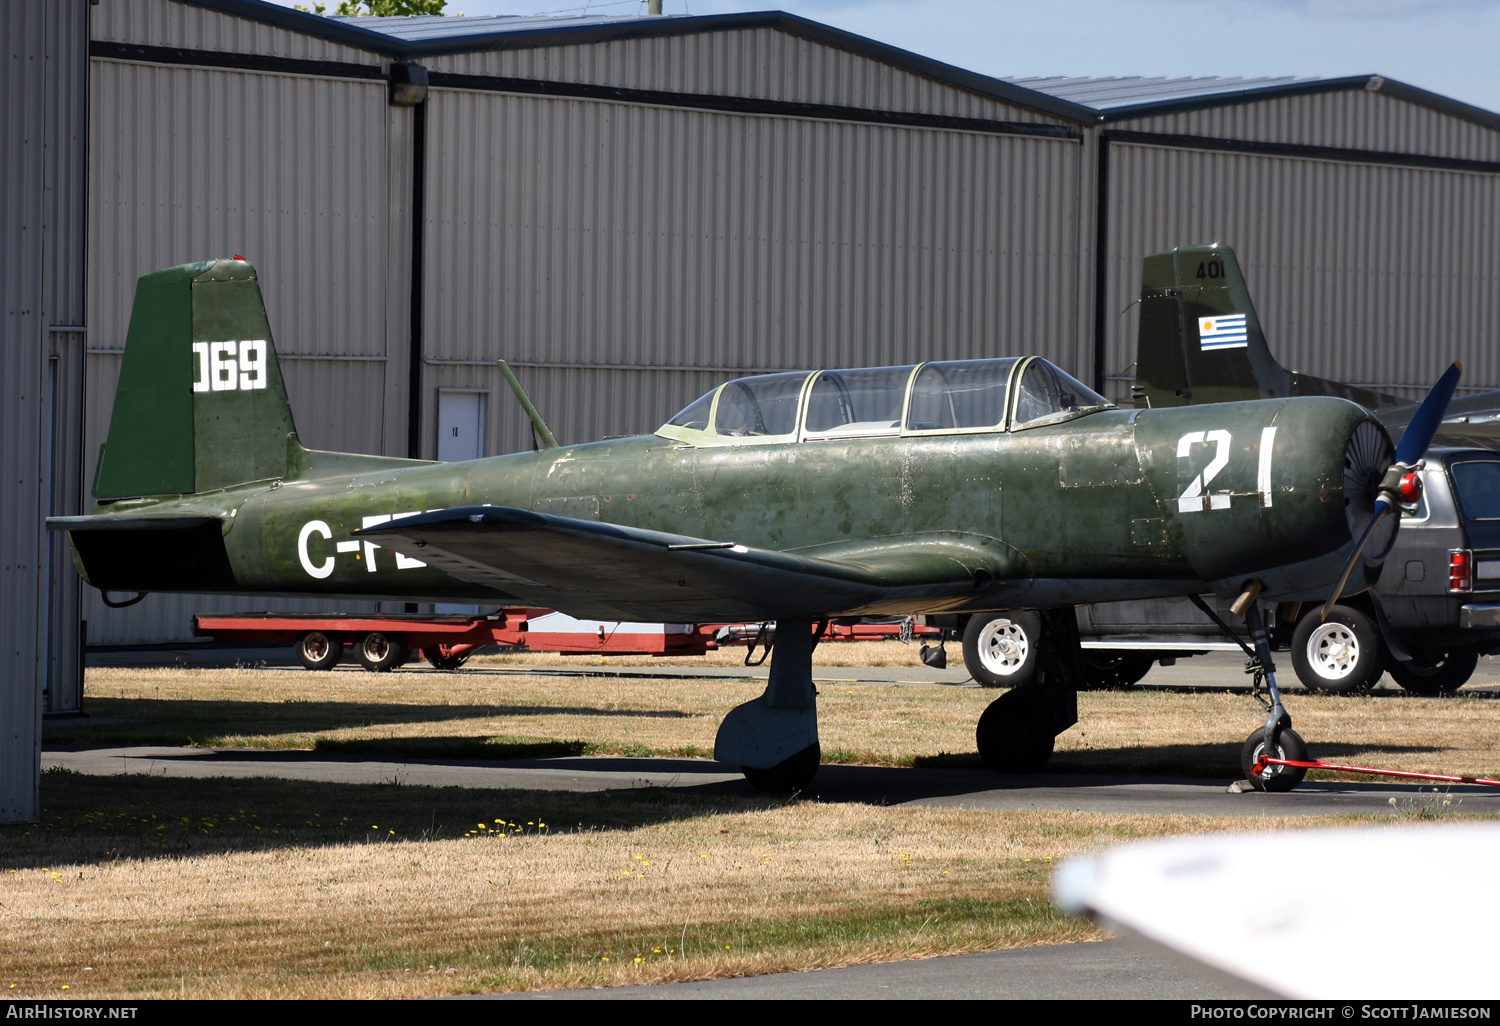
[6,0,1500,816]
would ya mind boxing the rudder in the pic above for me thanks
[93,259,299,500]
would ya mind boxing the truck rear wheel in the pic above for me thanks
[1291,605,1382,695]
[1082,651,1153,690]
[1388,648,1478,696]
[355,631,406,672]
[295,630,342,671]
[962,611,1041,688]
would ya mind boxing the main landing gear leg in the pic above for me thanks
[714,618,820,793]
[975,608,1081,773]
[1237,584,1308,793]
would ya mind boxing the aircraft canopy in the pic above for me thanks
[660,356,1111,445]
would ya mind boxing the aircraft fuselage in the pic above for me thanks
[75,395,1380,619]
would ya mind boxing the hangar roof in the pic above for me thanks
[1008,75,1320,110]
[183,1,1500,130]
[1010,74,1500,129]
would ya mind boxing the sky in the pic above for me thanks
[266,0,1500,114]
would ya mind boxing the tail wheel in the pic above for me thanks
[1388,647,1478,696]
[294,631,342,671]
[1291,605,1382,694]
[1241,726,1309,793]
[962,610,1041,688]
[355,631,406,672]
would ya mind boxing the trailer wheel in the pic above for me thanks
[355,631,406,672]
[423,647,470,671]
[294,631,343,671]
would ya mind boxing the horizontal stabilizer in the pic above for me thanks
[47,514,220,532]
[357,506,990,621]
[46,514,236,592]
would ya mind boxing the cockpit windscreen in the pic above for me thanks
[1012,359,1113,429]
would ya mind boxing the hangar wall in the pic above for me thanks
[426,26,1059,124]
[1115,87,1500,160]
[421,86,1084,456]
[83,30,409,643]
[1,0,88,819]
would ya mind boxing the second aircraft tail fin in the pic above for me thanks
[1132,243,1402,412]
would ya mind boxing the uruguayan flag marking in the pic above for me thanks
[1199,313,1248,350]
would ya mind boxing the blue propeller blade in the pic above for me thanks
[1394,361,1462,467]
[1321,361,1462,621]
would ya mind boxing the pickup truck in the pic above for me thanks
[951,446,1500,695]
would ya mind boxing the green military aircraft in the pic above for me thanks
[1133,242,1499,450]
[49,258,1460,793]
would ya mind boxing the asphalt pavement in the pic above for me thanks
[485,939,1264,1000]
[42,745,1500,816]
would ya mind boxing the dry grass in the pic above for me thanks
[60,665,1500,780]
[24,663,1500,998]
[4,772,1383,999]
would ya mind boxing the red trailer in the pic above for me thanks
[192,610,943,671]
[193,609,719,671]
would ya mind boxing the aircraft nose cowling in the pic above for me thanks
[1134,397,1391,592]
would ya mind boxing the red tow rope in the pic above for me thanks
[1254,755,1500,787]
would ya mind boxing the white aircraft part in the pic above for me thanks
[1054,824,1500,999]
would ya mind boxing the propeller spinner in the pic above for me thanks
[1321,362,1463,620]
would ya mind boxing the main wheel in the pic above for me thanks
[975,690,1055,773]
[1291,605,1382,694]
[962,610,1041,688]
[742,743,820,793]
[354,631,406,672]
[1083,651,1153,690]
[1240,726,1309,792]
[1388,647,1478,696]
[294,630,342,671]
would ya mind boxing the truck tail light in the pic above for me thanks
[1449,549,1472,593]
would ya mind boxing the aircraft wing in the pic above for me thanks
[1053,824,1500,999]
[357,505,995,621]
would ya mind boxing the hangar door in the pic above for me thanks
[84,56,401,643]
[1099,141,1500,406]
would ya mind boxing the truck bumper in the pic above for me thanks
[1459,604,1500,628]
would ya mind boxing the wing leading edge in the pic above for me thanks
[356,506,1002,621]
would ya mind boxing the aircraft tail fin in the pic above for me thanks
[93,259,301,500]
[1132,244,1400,411]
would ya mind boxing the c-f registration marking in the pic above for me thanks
[1176,427,1277,513]
[298,515,433,579]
